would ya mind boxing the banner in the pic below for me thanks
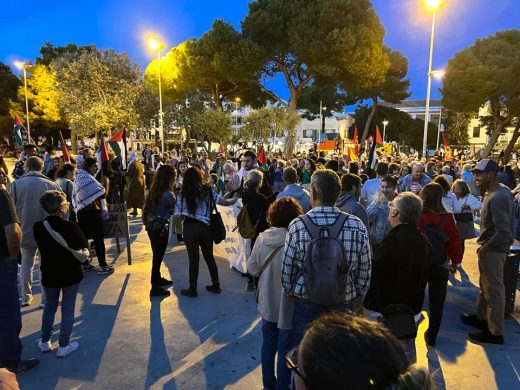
[214,200,250,273]
[103,203,132,264]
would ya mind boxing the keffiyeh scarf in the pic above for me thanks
[72,168,105,212]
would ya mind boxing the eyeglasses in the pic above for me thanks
[285,346,306,382]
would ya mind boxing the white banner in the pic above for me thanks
[214,200,250,273]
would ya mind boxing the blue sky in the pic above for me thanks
[2,0,519,102]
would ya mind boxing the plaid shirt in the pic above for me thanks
[281,206,371,302]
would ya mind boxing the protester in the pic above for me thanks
[290,313,435,390]
[126,152,145,217]
[462,159,514,344]
[364,192,431,363]
[11,144,37,180]
[273,160,285,193]
[8,156,62,307]
[335,173,369,230]
[441,165,454,186]
[366,175,399,247]
[143,165,176,297]
[72,157,114,275]
[301,159,314,190]
[281,169,371,346]
[399,162,431,194]
[452,180,482,255]
[55,164,76,221]
[247,197,303,390]
[361,162,388,206]
[175,160,188,192]
[223,162,240,194]
[34,190,88,357]
[276,167,311,213]
[237,150,258,186]
[174,167,238,297]
[460,163,478,196]
[418,183,462,347]
[432,175,462,214]
[0,173,39,374]
[397,164,410,189]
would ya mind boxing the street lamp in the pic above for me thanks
[421,0,443,158]
[318,101,327,155]
[382,119,389,143]
[147,36,167,153]
[14,61,31,140]
[429,69,446,150]
[235,97,241,127]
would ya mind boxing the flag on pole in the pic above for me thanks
[368,126,384,170]
[442,133,449,147]
[13,117,24,148]
[108,128,128,170]
[96,133,109,172]
[346,146,357,162]
[257,146,267,165]
[218,144,225,155]
[375,125,383,145]
[353,126,359,156]
[59,131,71,164]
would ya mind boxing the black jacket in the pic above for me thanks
[242,188,269,238]
[363,223,431,314]
[34,216,88,288]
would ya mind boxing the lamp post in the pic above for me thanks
[14,61,31,141]
[318,101,327,155]
[147,37,167,154]
[235,97,241,127]
[382,119,389,143]
[421,0,443,158]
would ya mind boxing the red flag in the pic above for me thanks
[59,131,71,164]
[442,133,449,147]
[219,144,224,154]
[375,126,383,146]
[353,126,359,156]
[257,146,267,165]
[96,133,109,167]
[14,116,23,126]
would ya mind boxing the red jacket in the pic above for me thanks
[418,212,463,264]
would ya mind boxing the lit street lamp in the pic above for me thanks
[14,61,31,140]
[421,0,443,158]
[234,97,241,127]
[147,36,167,153]
[318,100,327,155]
[382,119,389,143]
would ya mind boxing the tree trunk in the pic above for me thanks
[213,85,223,112]
[481,121,504,159]
[184,127,191,149]
[284,93,298,157]
[503,120,520,162]
[360,98,378,146]
[71,129,78,154]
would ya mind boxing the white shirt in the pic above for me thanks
[442,191,462,214]
[361,178,381,205]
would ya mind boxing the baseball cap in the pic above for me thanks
[472,159,499,173]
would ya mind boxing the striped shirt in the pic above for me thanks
[174,188,220,225]
[281,206,371,302]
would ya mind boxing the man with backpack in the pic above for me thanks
[281,169,371,346]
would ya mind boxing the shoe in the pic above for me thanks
[159,277,173,286]
[39,303,45,309]
[424,330,436,347]
[38,339,51,353]
[57,341,80,358]
[82,263,95,273]
[245,282,256,292]
[461,314,487,330]
[21,297,33,307]
[206,284,222,294]
[14,359,39,375]
[469,330,504,345]
[97,266,114,275]
[181,288,198,297]
[150,287,170,297]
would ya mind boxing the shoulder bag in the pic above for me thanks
[209,190,226,244]
[43,220,90,264]
[255,244,284,303]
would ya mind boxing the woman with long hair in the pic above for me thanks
[55,164,76,221]
[174,167,238,297]
[432,175,462,214]
[126,152,145,217]
[143,165,177,297]
[452,179,482,255]
[418,182,462,347]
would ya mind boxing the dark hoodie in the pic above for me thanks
[335,192,369,230]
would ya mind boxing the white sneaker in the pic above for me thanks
[39,303,46,309]
[38,339,52,353]
[57,341,79,358]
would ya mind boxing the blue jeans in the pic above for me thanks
[276,329,293,390]
[262,320,279,390]
[41,283,80,347]
[0,259,22,370]
[292,298,353,346]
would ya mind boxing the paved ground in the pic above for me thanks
[4,158,520,389]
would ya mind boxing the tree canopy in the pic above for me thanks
[0,62,21,138]
[442,29,520,157]
[240,106,300,146]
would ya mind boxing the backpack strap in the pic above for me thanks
[299,213,348,239]
[328,213,349,239]
[299,215,322,239]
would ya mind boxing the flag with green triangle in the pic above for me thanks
[13,116,24,147]
[108,128,127,170]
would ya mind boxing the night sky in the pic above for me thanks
[2,0,519,102]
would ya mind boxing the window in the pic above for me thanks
[472,126,480,138]
[303,129,317,138]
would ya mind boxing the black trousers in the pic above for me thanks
[148,230,169,286]
[0,259,22,370]
[183,219,219,289]
[427,265,450,343]
[77,208,107,267]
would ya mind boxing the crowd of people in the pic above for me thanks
[0,140,518,390]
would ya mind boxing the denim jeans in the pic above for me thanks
[41,283,80,347]
[276,329,293,390]
[261,320,279,390]
[0,259,22,370]
[20,246,46,304]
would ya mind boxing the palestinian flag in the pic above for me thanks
[368,126,384,170]
[96,132,110,173]
[59,131,71,164]
[13,116,24,148]
[108,128,128,170]
[257,146,267,165]
[353,126,359,157]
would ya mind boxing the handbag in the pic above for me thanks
[209,190,226,244]
[43,220,90,264]
[381,304,417,340]
[143,207,171,238]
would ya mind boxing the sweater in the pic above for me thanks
[478,184,514,253]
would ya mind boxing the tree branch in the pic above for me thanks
[254,81,287,107]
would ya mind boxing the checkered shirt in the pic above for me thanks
[281,206,371,302]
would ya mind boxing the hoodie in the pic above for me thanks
[335,192,369,230]
[276,184,311,213]
[247,227,287,323]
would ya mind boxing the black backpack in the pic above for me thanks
[422,214,449,266]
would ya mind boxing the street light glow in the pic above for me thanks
[147,36,165,52]
[425,0,443,11]
[431,69,446,79]
[14,61,26,70]
[383,120,389,126]
[235,97,241,103]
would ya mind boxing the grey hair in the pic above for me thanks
[40,190,67,213]
[310,169,341,206]
[463,163,472,172]
[25,156,44,172]
[411,162,424,172]
[245,169,263,190]
[441,165,450,174]
[392,192,423,225]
